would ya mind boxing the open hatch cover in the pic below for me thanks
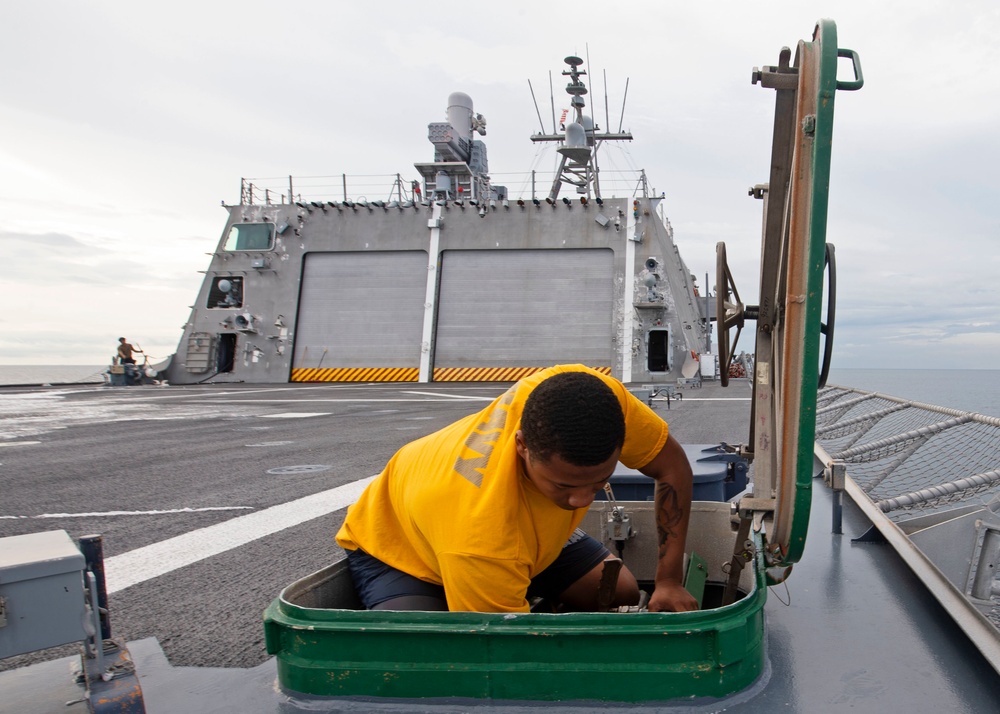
[716,19,863,572]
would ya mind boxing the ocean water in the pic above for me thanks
[826,368,1000,418]
[0,365,997,417]
[0,365,106,386]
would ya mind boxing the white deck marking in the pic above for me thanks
[0,506,254,520]
[672,397,752,401]
[211,398,491,403]
[402,391,491,400]
[258,412,331,418]
[0,441,41,447]
[103,476,376,594]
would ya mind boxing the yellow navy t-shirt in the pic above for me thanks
[335,364,668,612]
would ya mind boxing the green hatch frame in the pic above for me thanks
[722,18,863,569]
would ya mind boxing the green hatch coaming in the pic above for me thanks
[263,536,768,702]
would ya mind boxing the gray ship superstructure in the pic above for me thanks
[164,58,709,386]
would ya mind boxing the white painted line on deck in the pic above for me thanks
[208,398,491,404]
[259,412,331,418]
[0,506,254,520]
[103,476,377,594]
[403,391,492,400]
[120,385,365,401]
[0,441,41,447]
[675,398,752,401]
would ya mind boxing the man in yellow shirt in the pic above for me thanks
[336,364,697,613]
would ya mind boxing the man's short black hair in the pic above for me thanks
[520,371,625,466]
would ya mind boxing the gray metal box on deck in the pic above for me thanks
[0,530,88,659]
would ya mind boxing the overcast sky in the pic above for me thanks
[1,1,997,370]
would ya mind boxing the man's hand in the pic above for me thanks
[638,435,696,613]
[647,579,699,613]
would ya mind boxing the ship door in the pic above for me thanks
[647,327,671,373]
[433,248,614,380]
[217,334,236,373]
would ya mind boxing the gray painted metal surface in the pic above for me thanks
[294,251,428,370]
[435,249,614,368]
[163,71,710,385]
[0,531,87,658]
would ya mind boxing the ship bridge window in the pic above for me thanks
[224,222,274,251]
[207,276,243,309]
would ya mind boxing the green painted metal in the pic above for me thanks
[772,19,863,566]
[684,551,708,608]
[263,539,767,702]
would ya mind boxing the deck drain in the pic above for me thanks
[266,464,332,475]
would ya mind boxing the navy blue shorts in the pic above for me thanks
[346,528,611,609]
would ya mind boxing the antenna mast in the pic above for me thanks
[530,56,634,201]
[528,80,546,135]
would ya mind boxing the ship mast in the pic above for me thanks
[531,56,633,201]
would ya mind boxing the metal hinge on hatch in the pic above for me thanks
[738,496,775,534]
[721,496,779,606]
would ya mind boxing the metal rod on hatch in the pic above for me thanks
[79,534,111,640]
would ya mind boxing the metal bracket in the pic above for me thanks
[602,484,635,555]
[751,46,799,91]
[722,517,755,606]
[0,596,6,628]
[852,526,887,545]
[966,520,1000,601]
[824,461,846,490]
[738,497,775,521]
[597,557,623,610]
[824,461,847,534]
[752,64,799,90]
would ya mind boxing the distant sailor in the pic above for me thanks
[117,337,143,365]
[337,364,698,613]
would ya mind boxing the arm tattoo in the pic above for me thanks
[655,483,684,558]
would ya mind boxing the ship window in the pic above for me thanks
[207,276,243,309]
[224,222,274,251]
[647,328,671,372]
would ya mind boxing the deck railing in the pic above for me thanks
[238,169,658,206]
[816,385,1000,518]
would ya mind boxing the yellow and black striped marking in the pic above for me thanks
[432,366,612,382]
[291,367,420,383]
[292,366,614,383]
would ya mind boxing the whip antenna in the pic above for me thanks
[618,77,630,133]
[528,79,546,135]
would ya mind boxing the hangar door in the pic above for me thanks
[433,249,614,380]
[292,251,427,381]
